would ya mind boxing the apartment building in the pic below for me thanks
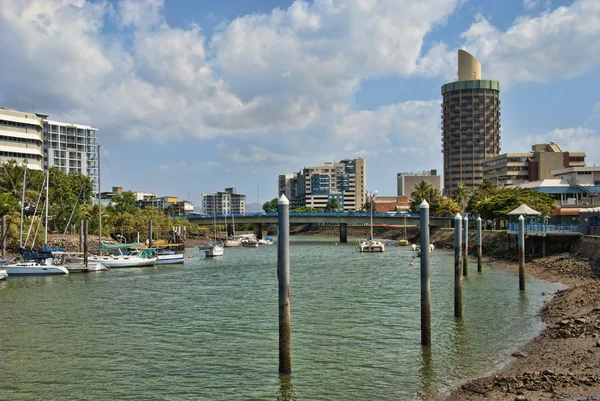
[397,169,441,196]
[202,188,246,215]
[44,119,99,194]
[483,143,586,187]
[441,50,501,193]
[0,108,45,170]
[279,158,366,211]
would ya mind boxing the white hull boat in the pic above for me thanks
[5,261,69,276]
[89,254,156,268]
[359,240,386,253]
[224,240,240,247]
[205,244,224,257]
[0,268,7,280]
[156,252,185,265]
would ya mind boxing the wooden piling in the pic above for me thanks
[83,219,88,268]
[148,220,153,248]
[454,214,463,318]
[476,217,482,272]
[419,200,431,346]
[518,215,525,291]
[80,220,84,252]
[277,195,292,374]
[1,215,6,259]
[462,215,468,277]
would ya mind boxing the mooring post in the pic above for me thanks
[148,220,153,248]
[83,219,89,268]
[277,195,292,374]
[454,213,463,318]
[79,220,84,252]
[518,215,525,291]
[476,217,482,272]
[1,215,6,259]
[419,200,431,346]
[462,215,469,277]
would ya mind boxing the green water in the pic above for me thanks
[0,237,562,400]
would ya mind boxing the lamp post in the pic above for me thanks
[368,190,377,240]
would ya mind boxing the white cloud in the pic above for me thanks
[457,0,600,85]
[523,0,550,10]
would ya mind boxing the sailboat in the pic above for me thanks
[224,209,240,247]
[205,194,224,257]
[6,168,69,276]
[359,192,385,253]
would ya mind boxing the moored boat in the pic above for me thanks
[155,248,185,265]
[0,267,7,280]
[205,244,224,257]
[5,261,69,276]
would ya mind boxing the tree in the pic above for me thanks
[467,179,498,215]
[0,193,20,216]
[434,197,462,216]
[109,191,139,215]
[476,188,556,222]
[324,197,339,212]
[452,182,471,212]
[410,180,443,213]
[262,198,278,213]
[291,206,322,212]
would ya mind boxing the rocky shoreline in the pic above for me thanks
[442,236,600,401]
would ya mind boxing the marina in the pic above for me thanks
[0,238,561,400]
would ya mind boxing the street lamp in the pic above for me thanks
[368,190,378,240]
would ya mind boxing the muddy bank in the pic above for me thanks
[444,235,600,401]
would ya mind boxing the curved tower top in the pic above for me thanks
[458,49,481,81]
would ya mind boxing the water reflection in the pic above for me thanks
[277,374,295,401]
[419,347,435,400]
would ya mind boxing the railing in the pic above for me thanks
[174,211,423,219]
[507,222,580,234]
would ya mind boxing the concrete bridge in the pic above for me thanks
[174,212,449,243]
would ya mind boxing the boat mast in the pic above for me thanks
[44,169,49,245]
[213,192,217,242]
[98,144,101,241]
[370,191,374,241]
[19,166,27,248]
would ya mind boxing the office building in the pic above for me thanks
[441,50,501,193]
[202,188,246,214]
[0,108,45,170]
[280,158,366,211]
[483,143,586,187]
[44,119,99,194]
[397,169,441,196]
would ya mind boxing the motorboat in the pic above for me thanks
[5,260,69,276]
[239,234,259,248]
[397,239,409,246]
[205,243,224,257]
[0,267,7,280]
[155,248,185,265]
[258,237,274,245]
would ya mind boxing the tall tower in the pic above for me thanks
[441,50,501,193]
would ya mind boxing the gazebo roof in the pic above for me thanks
[507,204,541,216]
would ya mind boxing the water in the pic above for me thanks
[0,237,563,400]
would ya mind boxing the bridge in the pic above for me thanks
[174,212,449,243]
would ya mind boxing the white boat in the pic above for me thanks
[156,249,185,265]
[224,239,240,247]
[359,239,386,253]
[205,244,224,257]
[359,191,385,253]
[0,268,7,280]
[53,253,109,272]
[198,243,214,250]
[258,237,274,245]
[5,261,69,276]
[89,252,156,268]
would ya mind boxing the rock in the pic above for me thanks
[515,395,528,401]
[512,351,528,358]
[596,340,600,348]
[575,318,587,324]
[560,319,572,326]
[542,292,548,296]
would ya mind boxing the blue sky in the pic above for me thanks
[1,0,599,207]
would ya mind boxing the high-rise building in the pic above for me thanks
[397,169,441,196]
[43,119,99,194]
[279,158,366,211]
[441,50,501,193]
[483,142,586,187]
[0,108,45,170]
[202,188,246,215]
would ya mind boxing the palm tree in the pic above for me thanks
[324,198,339,212]
[452,182,471,212]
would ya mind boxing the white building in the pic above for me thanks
[0,108,45,170]
[44,119,99,194]
[202,188,246,214]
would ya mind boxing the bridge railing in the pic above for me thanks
[174,211,424,219]
[507,222,580,234]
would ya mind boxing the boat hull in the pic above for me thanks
[5,263,69,275]
[0,268,7,280]
[224,240,240,247]
[205,246,224,257]
[156,254,185,265]
[85,256,156,268]
[359,240,386,253]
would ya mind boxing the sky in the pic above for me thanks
[1,0,599,207]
